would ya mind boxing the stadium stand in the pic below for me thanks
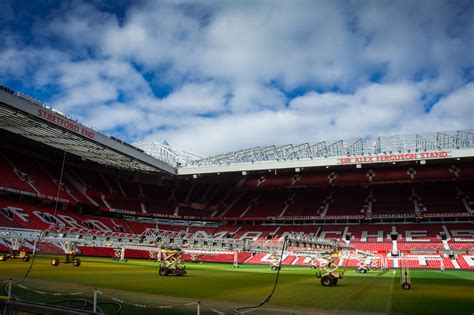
[1,196,472,269]
[0,153,38,194]
[0,125,473,270]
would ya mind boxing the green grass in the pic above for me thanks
[0,256,473,314]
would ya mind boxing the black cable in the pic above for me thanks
[10,284,122,315]
[21,230,44,283]
[234,237,288,313]
[20,151,65,281]
[9,211,124,315]
[99,302,122,315]
[47,299,122,314]
[53,151,67,217]
[47,299,102,314]
[63,299,90,309]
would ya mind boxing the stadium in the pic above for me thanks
[0,85,473,314]
[1,1,474,314]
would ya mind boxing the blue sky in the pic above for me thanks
[0,0,473,155]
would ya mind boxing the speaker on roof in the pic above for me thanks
[440,232,447,241]
[345,233,352,241]
[390,233,399,241]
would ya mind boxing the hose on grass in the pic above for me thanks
[47,299,122,314]
[5,282,122,314]
[97,302,122,315]
[47,299,104,314]
[234,236,288,313]
[21,230,45,283]
[12,228,125,315]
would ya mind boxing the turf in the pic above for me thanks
[0,256,473,314]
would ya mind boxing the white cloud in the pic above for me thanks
[150,82,425,154]
[101,2,203,76]
[39,1,118,51]
[50,59,152,112]
[399,83,474,133]
[229,84,287,112]
[145,110,310,155]
[85,103,145,131]
[0,46,68,83]
[159,82,228,114]
[290,82,422,131]
[290,91,351,113]
[429,83,474,120]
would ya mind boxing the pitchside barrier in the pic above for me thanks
[0,300,97,315]
[2,278,302,314]
[2,278,225,315]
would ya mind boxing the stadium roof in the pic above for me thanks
[133,141,205,168]
[1,86,473,177]
[0,88,176,174]
[175,129,474,175]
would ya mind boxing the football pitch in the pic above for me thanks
[0,256,473,314]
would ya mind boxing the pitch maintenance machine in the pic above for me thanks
[0,233,31,262]
[50,241,82,267]
[158,247,187,276]
[0,226,385,287]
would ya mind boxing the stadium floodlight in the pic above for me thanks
[242,171,247,175]
[356,164,362,169]
[295,167,301,172]
[420,160,426,165]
